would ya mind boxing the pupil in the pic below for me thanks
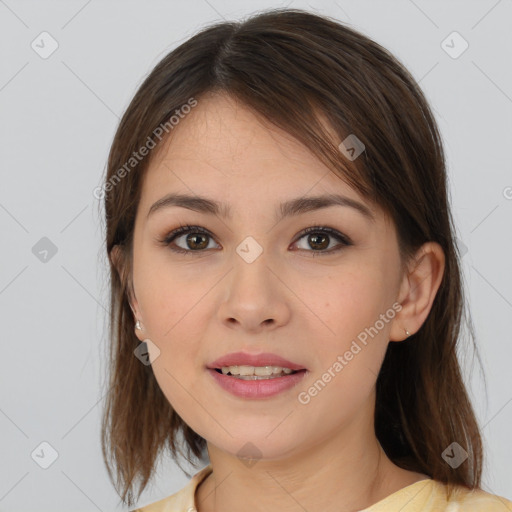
[309,233,328,250]
[188,233,208,250]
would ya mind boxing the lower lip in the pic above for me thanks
[207,368,308,399]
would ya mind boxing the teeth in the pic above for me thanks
[221,365,295,377]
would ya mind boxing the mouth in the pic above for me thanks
[207,351,307,373]
[207,365,309,399]
[206,352,308,397]
[212,366,307,380]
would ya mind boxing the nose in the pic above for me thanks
[216,249,291,333]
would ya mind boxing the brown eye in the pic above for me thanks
[159,224,352,257]
[292,226,352,256]
[160,225,219,254]
[182,232,210,251]
[306,232,329,250]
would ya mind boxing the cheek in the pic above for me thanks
[300,293,391,424]
[144,294,209,422]
[309,270,393,392]
[134,255,209,340]
[320,270,390,338]
[133,275,212,411]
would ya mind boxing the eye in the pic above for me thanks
[157,224,352,256]
[158,224,219,254]
[291,225,352,256]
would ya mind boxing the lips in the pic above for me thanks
[207,351,307,371]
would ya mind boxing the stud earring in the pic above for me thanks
[135,320,142,330]
[405,328,411,338]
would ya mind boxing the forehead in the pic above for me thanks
[149,93,328,180]
[139,92,383,223]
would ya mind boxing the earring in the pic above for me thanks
[404,328,411,338]
[135,320,142,330]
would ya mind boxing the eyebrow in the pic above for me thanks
[147,192,375,223]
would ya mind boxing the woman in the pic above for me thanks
[100,8,512,511]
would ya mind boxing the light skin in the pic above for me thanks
[112,92,445,512]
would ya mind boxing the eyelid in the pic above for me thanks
[294,224,352,245]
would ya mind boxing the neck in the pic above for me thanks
[195,416,420,512]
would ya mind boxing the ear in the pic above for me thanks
[110,244,141,325]
[389,242,445,342]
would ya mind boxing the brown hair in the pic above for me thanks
[99,7,485,507]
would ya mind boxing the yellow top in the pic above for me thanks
[133,464,512,512]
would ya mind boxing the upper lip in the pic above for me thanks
[207,352,307,371]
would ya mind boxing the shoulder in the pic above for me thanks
[363,479,512,512]
[131,464,213,512]
[433,480,512,511]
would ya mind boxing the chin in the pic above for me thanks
[210,432,304,463]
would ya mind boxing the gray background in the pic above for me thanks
[0,0,511,510]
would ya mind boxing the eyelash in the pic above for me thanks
[158,224,353,257]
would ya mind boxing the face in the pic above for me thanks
[129,92,407,460]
